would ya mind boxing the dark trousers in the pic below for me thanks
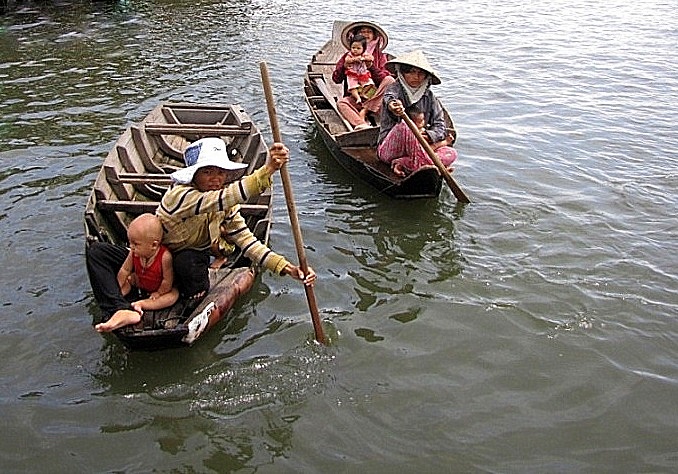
[86,243,211,318]
[172,248,211,298]
[85,241,133,319]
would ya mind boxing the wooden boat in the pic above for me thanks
[303,21,457,199]
[84,102,273,350]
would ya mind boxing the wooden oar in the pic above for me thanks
[401,113,471,203]
[259,61,327,345]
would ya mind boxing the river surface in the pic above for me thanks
[1,0,676,472]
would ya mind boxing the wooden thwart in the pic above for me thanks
[97,199,269,217]
[117,172,172,184]
[145,123,251,136]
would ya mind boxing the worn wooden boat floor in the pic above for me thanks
[84,102,272,349]
[303,20,456,199]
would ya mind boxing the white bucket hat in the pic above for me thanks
[386,50,441,85]
[171,137,247,184]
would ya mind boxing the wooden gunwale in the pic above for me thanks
[302,20,458,199]
[84,102,272,349]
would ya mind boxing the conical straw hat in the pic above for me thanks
[385,50,441,85]
[340,21,389,50]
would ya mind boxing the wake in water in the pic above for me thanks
[152,344,335,419]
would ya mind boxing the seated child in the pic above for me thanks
[344,34,376,118]
[408,104,456,151]
[94,213,179,332]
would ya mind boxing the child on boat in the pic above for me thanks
[387,103,458,177]
[86,138,315,333]
[344,34,376,112]
[93,213,179,332]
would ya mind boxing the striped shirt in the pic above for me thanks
[156,166,289,275]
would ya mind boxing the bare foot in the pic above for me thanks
[392,161,406,177]
[95,309,142,333]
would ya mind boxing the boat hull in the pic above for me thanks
[85,102,272,350]
[303,20,455,199]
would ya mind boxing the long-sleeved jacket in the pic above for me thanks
[156,166,289,275]
[332,40,391,95]
[378,81,447,145]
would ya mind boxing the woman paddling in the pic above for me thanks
[377,50,457,177]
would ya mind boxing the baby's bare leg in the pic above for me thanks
[133,288,180,312]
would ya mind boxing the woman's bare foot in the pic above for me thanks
[95,309,142,333]
[392,160,407,177]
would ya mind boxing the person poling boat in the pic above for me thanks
[87,137,316,334]
[377,50,458,178]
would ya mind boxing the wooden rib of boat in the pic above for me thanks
[84,102,272,350]
[303,21,457,199]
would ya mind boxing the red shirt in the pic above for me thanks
[132,245,167,293]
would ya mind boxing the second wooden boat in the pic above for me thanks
[303,21,457,199]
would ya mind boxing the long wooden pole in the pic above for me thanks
[401,113,471,203]
[259,61,326,344]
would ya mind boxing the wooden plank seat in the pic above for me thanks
[145,123,252,136]
[306,95,328,105]
[105,164,167,201]
[116,172,172,184]
[161,104,242,126]
[96,200,270,217]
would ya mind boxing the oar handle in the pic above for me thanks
[259,62,326,344]
[401,113,471,203]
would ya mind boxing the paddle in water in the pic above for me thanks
[401,112,471,203]
[259,61,327,345]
